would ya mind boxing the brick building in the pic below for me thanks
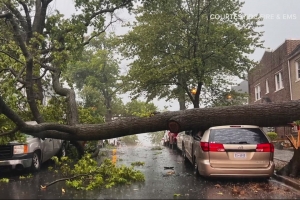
[248,39,300,137]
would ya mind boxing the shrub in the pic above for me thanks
[267,132,277,141]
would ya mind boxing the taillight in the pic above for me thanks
[209,143,225,152]
[200,142,209,152]
[200,142,225,152]
[256,143,274,152]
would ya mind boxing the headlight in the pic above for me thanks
[13,145,28,154]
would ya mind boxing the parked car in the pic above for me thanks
[182,125,275,178]
[176,131,185,151]
[168,131,179,149]
[0,121,67,172]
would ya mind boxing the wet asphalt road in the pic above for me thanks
[1,144,300,199]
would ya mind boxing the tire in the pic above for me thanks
[30,151,41,172]
[182,146,188,163]
[57,142,66,159]
[193,157,200,176]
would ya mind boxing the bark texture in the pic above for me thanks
[2,96,300,140]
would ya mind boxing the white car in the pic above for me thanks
[176,132,185,151]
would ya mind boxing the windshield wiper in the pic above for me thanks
[224,141,249,144]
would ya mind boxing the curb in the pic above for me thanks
[272,173,300,190]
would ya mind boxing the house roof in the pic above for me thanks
[255,39,300,67]
[288,44,300,60]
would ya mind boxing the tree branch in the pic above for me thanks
[41,173,90,189]
[32,69,48,80]
[0,127,20,136]
[4,2,29,36]
[1,12,30,58]
[17,0,33,39]
[0,95,26,128]
[0,68,26,84]
[0,50,25,65]
[83,0,132,27]
[82,18,118,46]
[52,70,79,125]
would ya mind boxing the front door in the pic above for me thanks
[41,138,54,162]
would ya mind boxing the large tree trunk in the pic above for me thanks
[3,97,300,141]
[277,148,300,177]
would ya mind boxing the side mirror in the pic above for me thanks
[185,130,191,135]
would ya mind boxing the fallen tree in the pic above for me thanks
[1,0,300,178]
[1,95,300,140]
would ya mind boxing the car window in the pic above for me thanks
[209,128,268,144]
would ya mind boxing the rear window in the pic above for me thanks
[209,128,269,144]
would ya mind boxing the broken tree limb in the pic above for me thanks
[168,100,300,133]
[286,135,297,149]
[41,174,90,189]
[2,94,300,140]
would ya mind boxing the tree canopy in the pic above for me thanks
[120,0,263,108]
[0,0,298,142]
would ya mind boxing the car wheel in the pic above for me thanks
[170,142,173,149]
[182,146,188,162]
[193,158,200,176]
[30,151,41,172]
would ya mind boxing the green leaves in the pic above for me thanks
[52,154,145,190]
[121,0,263,107]
[0,178,9,183]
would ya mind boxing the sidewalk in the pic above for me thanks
[274,149,293,162]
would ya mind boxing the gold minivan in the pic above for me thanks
[192,125,275,178]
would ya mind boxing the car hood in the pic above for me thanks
[8,136,39,145]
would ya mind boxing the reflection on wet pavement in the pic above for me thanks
[0,145,300,199]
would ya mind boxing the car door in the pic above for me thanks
[41,138,54,162]
[184,130,193,162]
[53,139,62,156]
[176,132,184,151]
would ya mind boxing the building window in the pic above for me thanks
[275,71,283,91]
[296,61,300,81]
[265,79,269,94]
[255,84,261,101]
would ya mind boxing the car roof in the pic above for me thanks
[208,125,260,130]
[25,121,38,125]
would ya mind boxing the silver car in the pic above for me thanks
[0,121,66,172]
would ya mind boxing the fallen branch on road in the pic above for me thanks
[40,174,90,189]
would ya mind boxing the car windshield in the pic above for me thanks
[209,128,269,144]
[24,134,34,138]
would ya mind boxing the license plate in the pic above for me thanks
[234,153,246,159]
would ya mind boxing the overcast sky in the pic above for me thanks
[52,0,300,111]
